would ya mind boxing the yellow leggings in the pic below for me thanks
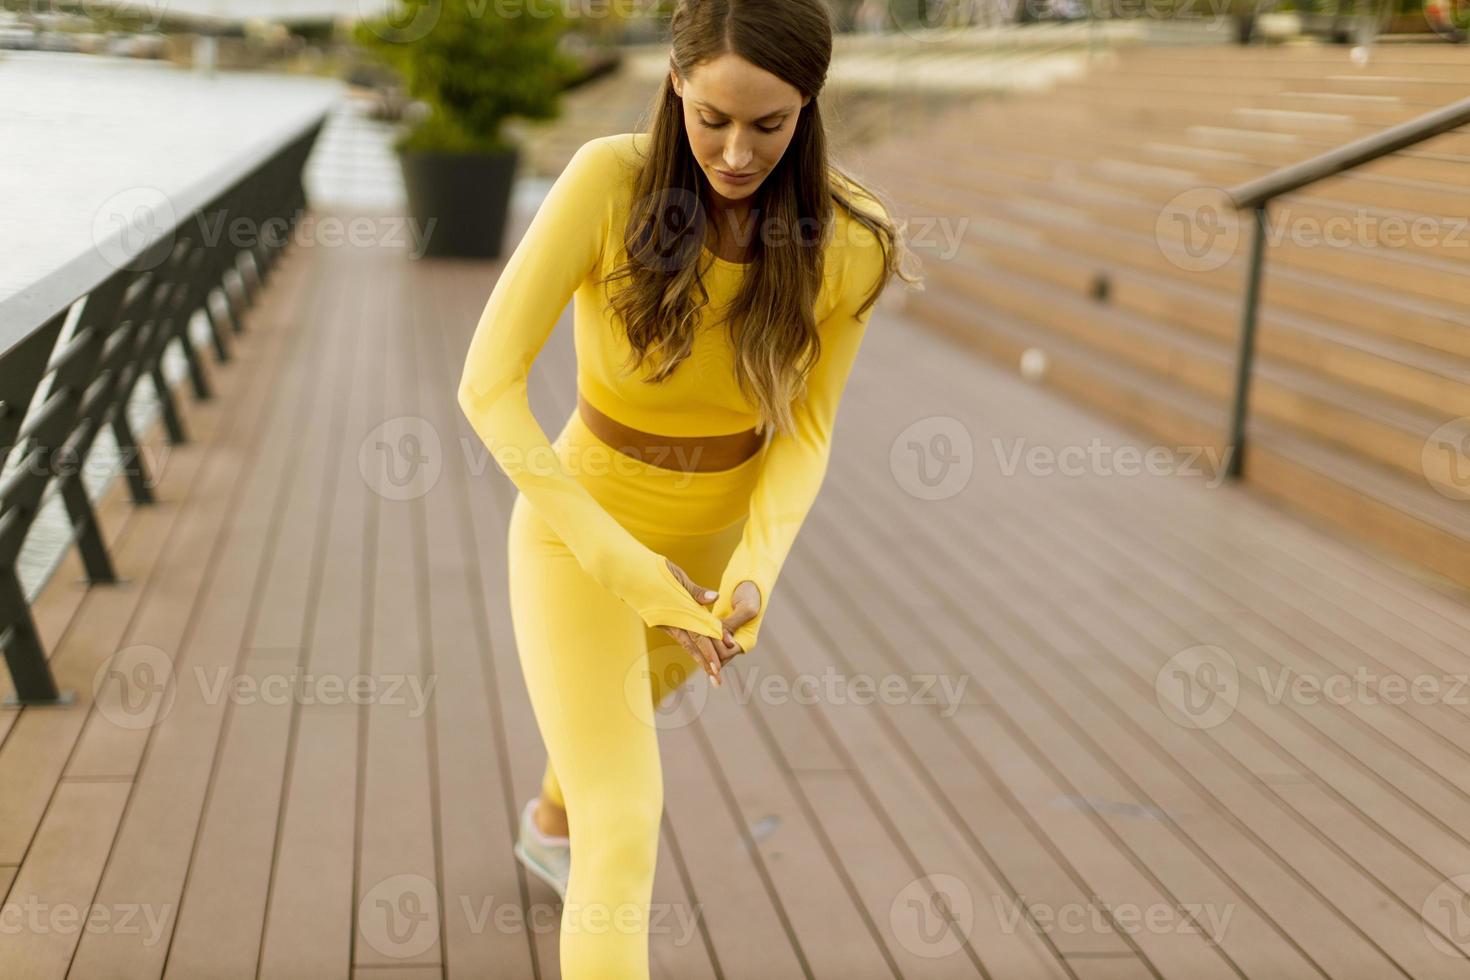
[506,406,764,979]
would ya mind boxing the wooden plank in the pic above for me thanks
[445,257,573,977]
[419,250,544,979]
[784,526,1240,978]
[1108,484,1470,784]
[0,251,314,979]
[1193,496,1470,653]
[254,235,382,977]
[852,318,1470,975]
[66,244,335,978]
[666,669,920,976]
[757,585,1071,977]
[0,260,313,873]
[0,781,131,976]
[352,232,443,973]
[161,233,353,977]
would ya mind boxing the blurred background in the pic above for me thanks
[3,0,1470,977]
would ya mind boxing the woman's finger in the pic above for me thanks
[722,581,761,632]
[665,559,718,607]
[694,633,723,686]
[723,606,757,632]
[716,630,743,665]
[667,626,720,685]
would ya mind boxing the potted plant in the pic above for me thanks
[352,0,579,259]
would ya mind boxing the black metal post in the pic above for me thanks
[1226,204,1270,480]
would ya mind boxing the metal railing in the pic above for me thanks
[0,115,327,707]
[1221,94,1470,479]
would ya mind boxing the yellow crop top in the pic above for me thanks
[457,132,886,655]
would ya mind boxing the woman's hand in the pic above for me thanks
[715,580,761,667]
[656,559,727,687]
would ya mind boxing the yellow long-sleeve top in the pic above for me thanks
[458,132,886,655]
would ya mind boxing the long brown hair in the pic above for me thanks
[597,0,921,437]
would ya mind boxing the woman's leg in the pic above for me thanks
[536,517,743,824]
[507,493,666,979]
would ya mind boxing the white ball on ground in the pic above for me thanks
[1350,45,1369,67]
[1020,347,1049,382]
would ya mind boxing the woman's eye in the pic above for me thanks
[699,118,782,135]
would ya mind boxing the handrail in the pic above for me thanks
[1217,95,1470,480]
[1227,95,1470,209]
[0,112,330,707]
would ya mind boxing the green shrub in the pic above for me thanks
[352,0,579,155]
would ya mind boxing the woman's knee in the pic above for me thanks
[568,794,664,872]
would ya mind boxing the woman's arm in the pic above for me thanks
[457,137,728,640]
[711,216,887,655]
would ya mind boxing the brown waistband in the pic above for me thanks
[577,392,765,473]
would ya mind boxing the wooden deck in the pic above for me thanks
[4,195,1470,979]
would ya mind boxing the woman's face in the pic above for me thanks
[670,53,810,208]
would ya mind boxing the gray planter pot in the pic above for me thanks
[399,146,520,259]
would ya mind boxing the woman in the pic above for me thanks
[457,0,917,975]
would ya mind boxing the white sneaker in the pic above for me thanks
[513,798,569,899]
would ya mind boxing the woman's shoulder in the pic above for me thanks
[831,173,889,226]
[563,132,645,190]
[826,175,890,307]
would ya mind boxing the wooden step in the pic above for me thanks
[898,127,1470,283]
[904,81,1470,158]
[904,287,1470,591]
[879,164,1470,385]
[926,207,1470,409]
[879,157,1470,362]
[861,37,1470,598]
[921,247,1464,491]
[927,105,1470,217]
